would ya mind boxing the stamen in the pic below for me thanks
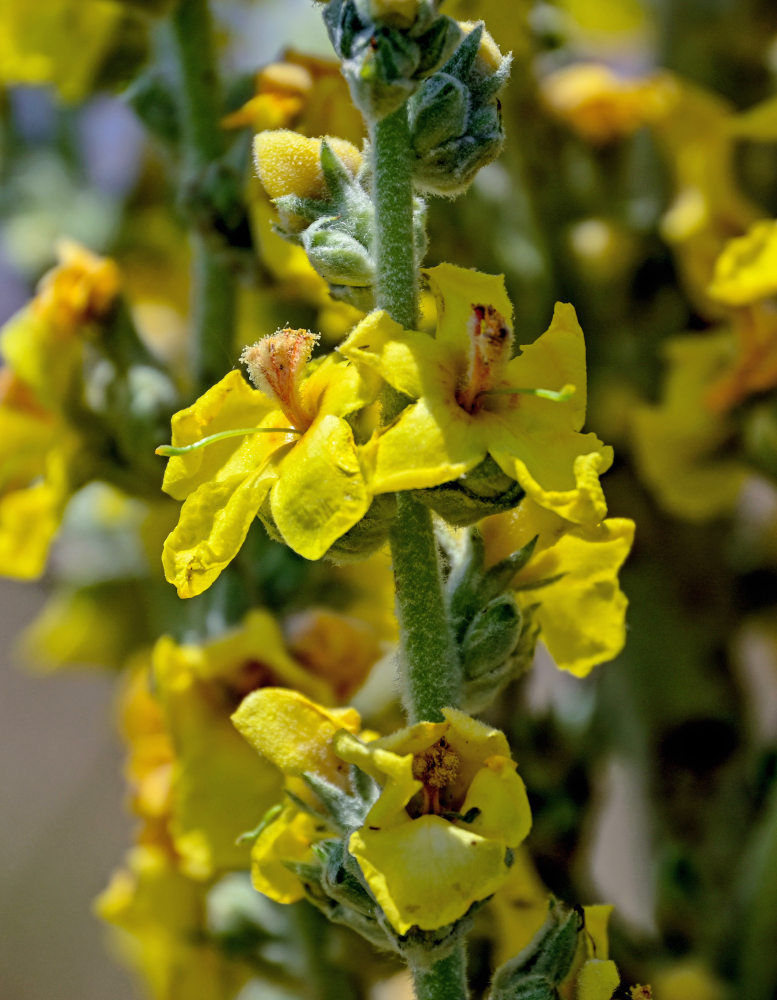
[241,329,319,429]
[456,303,514,413]
[155,425,299,457]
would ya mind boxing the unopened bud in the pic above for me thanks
[302,222,375,287]
[253,130,362,202]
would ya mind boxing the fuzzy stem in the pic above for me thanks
[371,105,418,331]
[411,945,469,1000]
[372,109,460,724]
[169,0,236,390]
[389,494,461,722]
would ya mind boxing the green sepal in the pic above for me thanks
[409,73,471,156]
[322,494,398,563]
[317,839,379,917]
[301,769,378,834]
[302,220,376,287]
[414,455,525,527]
[489,900,583,1000]
[461,595,523,680]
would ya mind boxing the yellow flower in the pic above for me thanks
[0,0,122,102]
[117,659,174,838]
[152,609,373,879]
[540,63,673,145]
[1,239,120,405]
[160,330,378,596]
[233,690,532,933]
[340,263,613,525]
[0,372,73,579]
[232,688,364,902]
[649,79,759,317]
[223,53,364,146]
[481,498,634,677]
[631,333,748,520]
[336,709,532,933]
[708,220,777,307]
[96,845,252,1000]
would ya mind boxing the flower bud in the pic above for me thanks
[324,0,461,120]
[253,130,363,202]
[490,901,583,1000]
[407,22,511,195]
[302,221,376,287]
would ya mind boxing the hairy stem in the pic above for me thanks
[169,0,236,390]
[371,105,418,331]
[371,107,461,724]
[389,493,461,723]
[411,944,469,1000]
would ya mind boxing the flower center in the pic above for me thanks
[241,328,319,429]
[222,658,279,710]
[455,303,514,414]
[409,737,462,816]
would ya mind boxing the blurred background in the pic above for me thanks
[4,0,777,998]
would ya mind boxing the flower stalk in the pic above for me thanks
[169,0,236,391]
[370,53,467,1000]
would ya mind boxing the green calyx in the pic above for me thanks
[443,527,540,713]
[408,22,512,196]
[324,0,461,121]
[488,900,584,1000]
[272,140,427,310]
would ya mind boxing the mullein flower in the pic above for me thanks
[480,498,634,677]
[631,334,748,520]
[340,263,613,525]
[539,63,673,145]
[232,689,531,935]
[701,220,777,412]
[0,242,121,579]
[121,608,380,880]
[159,328,379,596]
[96,844,254,1000]
[335,709,532,933]
[0,0,123,101]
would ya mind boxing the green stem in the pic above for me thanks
[371,106,460,724]
[169,0,236,390]
[371,105,418,331]
[411,944,469,1000]
[388,492,461,723]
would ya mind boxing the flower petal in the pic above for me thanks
[507,302,588,431]
[459,756,532,846]
[338,309,444,400]
[270,413,371,559]
[424,263,514,373]
[161,465,275,598]
[520,518,635,677]
[161,370,276,501]
[250,805,324,904]
[577,960,620,1000]
[490,439,613,524]
[367,398,486,493]
[349,815,512,933]
[232,688,361,785]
